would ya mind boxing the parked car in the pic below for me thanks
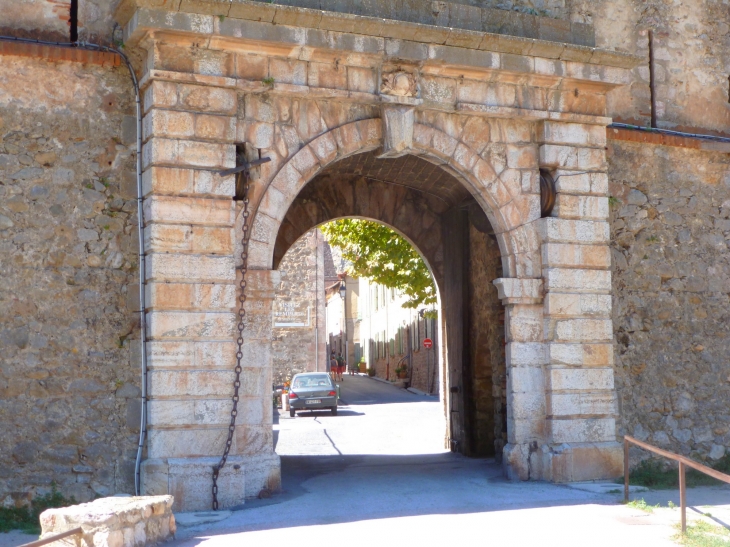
[288,372,339,417]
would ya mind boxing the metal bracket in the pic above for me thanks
[218,155,271,178]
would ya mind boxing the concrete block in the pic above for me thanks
[146,254,236,283]
[308,62,348,90]
[553,318,613,341]
[548,343,613,367]
[507,417,545,444]
[235,53,269,81]
[547,367,614,391]
[146,310,236,339]
[506,144,538,169]
[143,109,195,140]
[509,390,546,420]
[537,121,607,147]
[147,428,231,458]
[269,58,308,86]
[506,342,545,366]
[145,340,236,369]
[143,138,235,170]
[537,218,609,245]
[539,144,606,170]
[549,417,616,443]
[142,167,235,197]
[553,194,608,220]
[548,391,617,417]
[347,66,377,94]
[143,80,179,113]
[507,365,544,393]
[505,304,543,342]
[178,83,237,114]
[543,268,611,293]
[147,282,236,311]
[553,170,608,196]
[167,456,245,510]
[544,293,611,317]
[541,243,611,269]
[235,424,273,455]
[144,195,235,226]
[148,369,234,397]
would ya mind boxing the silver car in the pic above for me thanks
[288,373,339,417]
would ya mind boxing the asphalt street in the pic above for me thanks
[5,376,727,547]
[166,375,730,547]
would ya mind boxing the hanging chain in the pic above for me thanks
[212,175,251,511]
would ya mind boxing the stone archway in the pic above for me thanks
[124,0,632,510]
[268,148,511,459]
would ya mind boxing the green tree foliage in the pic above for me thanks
[320,219,436,309]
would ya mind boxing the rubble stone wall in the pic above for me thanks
[0,55,139,505]
[272,229,325,385]
[468,223,505,458]
[570,0,730,133]
[609,138,730,463]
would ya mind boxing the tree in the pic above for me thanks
[320,219,436,309]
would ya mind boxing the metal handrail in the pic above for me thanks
[18,527,83,547]
[624,435,730,533]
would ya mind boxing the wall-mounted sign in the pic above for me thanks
[423,338,433,349]
[274,301,311,328]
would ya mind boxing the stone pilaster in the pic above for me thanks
[139,74,279,510]
[536,121,622,481]
[493,278,546,480]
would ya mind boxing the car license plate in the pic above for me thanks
[306,399,321,404]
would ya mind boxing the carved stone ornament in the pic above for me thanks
[377,105,415,158]
[381,71,418,97]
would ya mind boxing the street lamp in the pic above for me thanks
[339,281,347,300]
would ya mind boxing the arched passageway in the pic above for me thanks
[271,151,508,458]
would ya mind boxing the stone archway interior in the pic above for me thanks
[274,151,507,458]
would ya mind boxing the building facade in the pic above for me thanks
[1,0,729,512]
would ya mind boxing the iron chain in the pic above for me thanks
[212,177,250,511]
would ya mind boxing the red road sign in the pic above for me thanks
[423,338,433,349]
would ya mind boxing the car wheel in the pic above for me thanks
[331,406,337,416]
[289,408,295,418]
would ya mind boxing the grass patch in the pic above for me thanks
[621,456,730,490]
[0,485,75,535]
[625,498,660,513]
[674,520,730,547]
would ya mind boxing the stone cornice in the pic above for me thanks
[115,1,641,72]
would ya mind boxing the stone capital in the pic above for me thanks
[494,278,544,305]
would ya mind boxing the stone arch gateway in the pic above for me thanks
[118,0,641,510]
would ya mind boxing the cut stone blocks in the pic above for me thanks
[40,496,175,547]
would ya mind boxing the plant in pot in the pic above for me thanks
[394,366,407,379]
[367,367,376,377]
[358,357,366,373]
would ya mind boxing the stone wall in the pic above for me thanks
[0,55,138,505]
[609,138,730,463]
[569,0,730,133]
[468,223,505,458]
[272,229,325,385]
[40,495,175,547]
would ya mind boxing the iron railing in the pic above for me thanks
[18,527,83,547]
[624,435,730,533]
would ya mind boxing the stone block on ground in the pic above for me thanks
[39,495,175,547]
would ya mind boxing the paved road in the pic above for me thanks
[168,375,729,547]
[7,376,727,547]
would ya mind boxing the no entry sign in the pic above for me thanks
[423,338,433,349]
